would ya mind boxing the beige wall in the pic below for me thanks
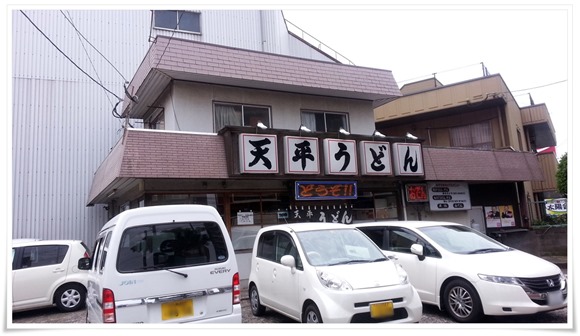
[157,81,375,135]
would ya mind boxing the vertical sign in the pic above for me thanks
[392,142,424,176]
[359,141,392,175]
[239,133,278,173]
[284,136,320,174]
[323,138,358,175]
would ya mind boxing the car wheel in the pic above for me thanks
[249,284,266,316]
[443,279,483,323]
[54,283,86,312]
[303,303,323,323]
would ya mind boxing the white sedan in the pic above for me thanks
[354,221,567,323]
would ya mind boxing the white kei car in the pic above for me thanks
[248,223,423,323]
[354,221,567,322]
[12,239,90,313]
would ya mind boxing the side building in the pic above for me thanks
[373,74,559,237]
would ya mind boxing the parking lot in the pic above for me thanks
[11,287,568,324]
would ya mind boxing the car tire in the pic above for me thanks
[249,284,266,316]
[54,283,86,312]
[443,279,483,323]
[303,303,323,323]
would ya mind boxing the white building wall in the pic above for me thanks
[167,81,374,134]
[12,10,152,244]
[12,9,339,246]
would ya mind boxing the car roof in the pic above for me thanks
[353,220,463,229]
[11,239,84,247]
[261,222,353,233]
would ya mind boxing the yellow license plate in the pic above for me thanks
[161,299,194,320]
[370,301,394,319]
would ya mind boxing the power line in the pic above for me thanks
[511,80,567,93]
[20,10,122,101]
[60,10,129,84]
[61,10,113,108]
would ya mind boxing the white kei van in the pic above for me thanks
[78,204,242,323]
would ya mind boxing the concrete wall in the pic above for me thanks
[493,226,567,257]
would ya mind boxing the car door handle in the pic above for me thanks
[52,268,65,273]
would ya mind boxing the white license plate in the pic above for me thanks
[547,291,564,305]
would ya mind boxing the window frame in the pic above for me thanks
[300,110,349,133]
[449,120,493,149]
[153,10,201,34]
[213,102,271,132]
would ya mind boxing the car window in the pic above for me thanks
[357,227,387,249]
[256,231,276,261]
[256,231,303,270]
[117,221,228,273]
[20,245,68,268]
[420,225,509,254]
[384,228,440,258]
[389,229,416,253]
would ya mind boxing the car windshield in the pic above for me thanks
[419,225,511,254]
[296,228,386,266]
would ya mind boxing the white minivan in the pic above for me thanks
[78,204,242,323]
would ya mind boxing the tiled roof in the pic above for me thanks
[423,147,544,181]
[87,130,545,205]
[87,129,228,205]
[123,36,401,118]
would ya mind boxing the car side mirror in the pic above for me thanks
[410,243,425,261]
[280,255,296,273]
[78,257,91,270]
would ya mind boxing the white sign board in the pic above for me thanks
[323,138,358,175]
[359,141,392,175]
[284,136,320,174]
[392,143,424,176]
[428,182,472,211]
[239,133,278,173]
[237,211,254,225]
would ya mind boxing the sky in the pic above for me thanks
[281,4,573,160]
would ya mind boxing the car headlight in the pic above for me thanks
[478,273,523,286]
[316,270,352,290]
[395,263,409,285]
[560,272,567,292]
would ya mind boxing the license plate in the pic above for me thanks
[370,301,394,319]
[161,299,194,320]
[547,291,564,305]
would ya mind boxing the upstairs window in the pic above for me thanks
[214,103,271,132]
[154,10,201,33]
[301,110,348,133]
[450,121,493,149]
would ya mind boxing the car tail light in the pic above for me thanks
[102,288,116,323]
[232,272,241,304]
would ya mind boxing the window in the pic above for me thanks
[256,231,302,269]
[21,245,68,268]
[450,121,493,149]
[154,10,200,33]
[214,103,271,132]
[301,110,348,133]
[117,221,228,273]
